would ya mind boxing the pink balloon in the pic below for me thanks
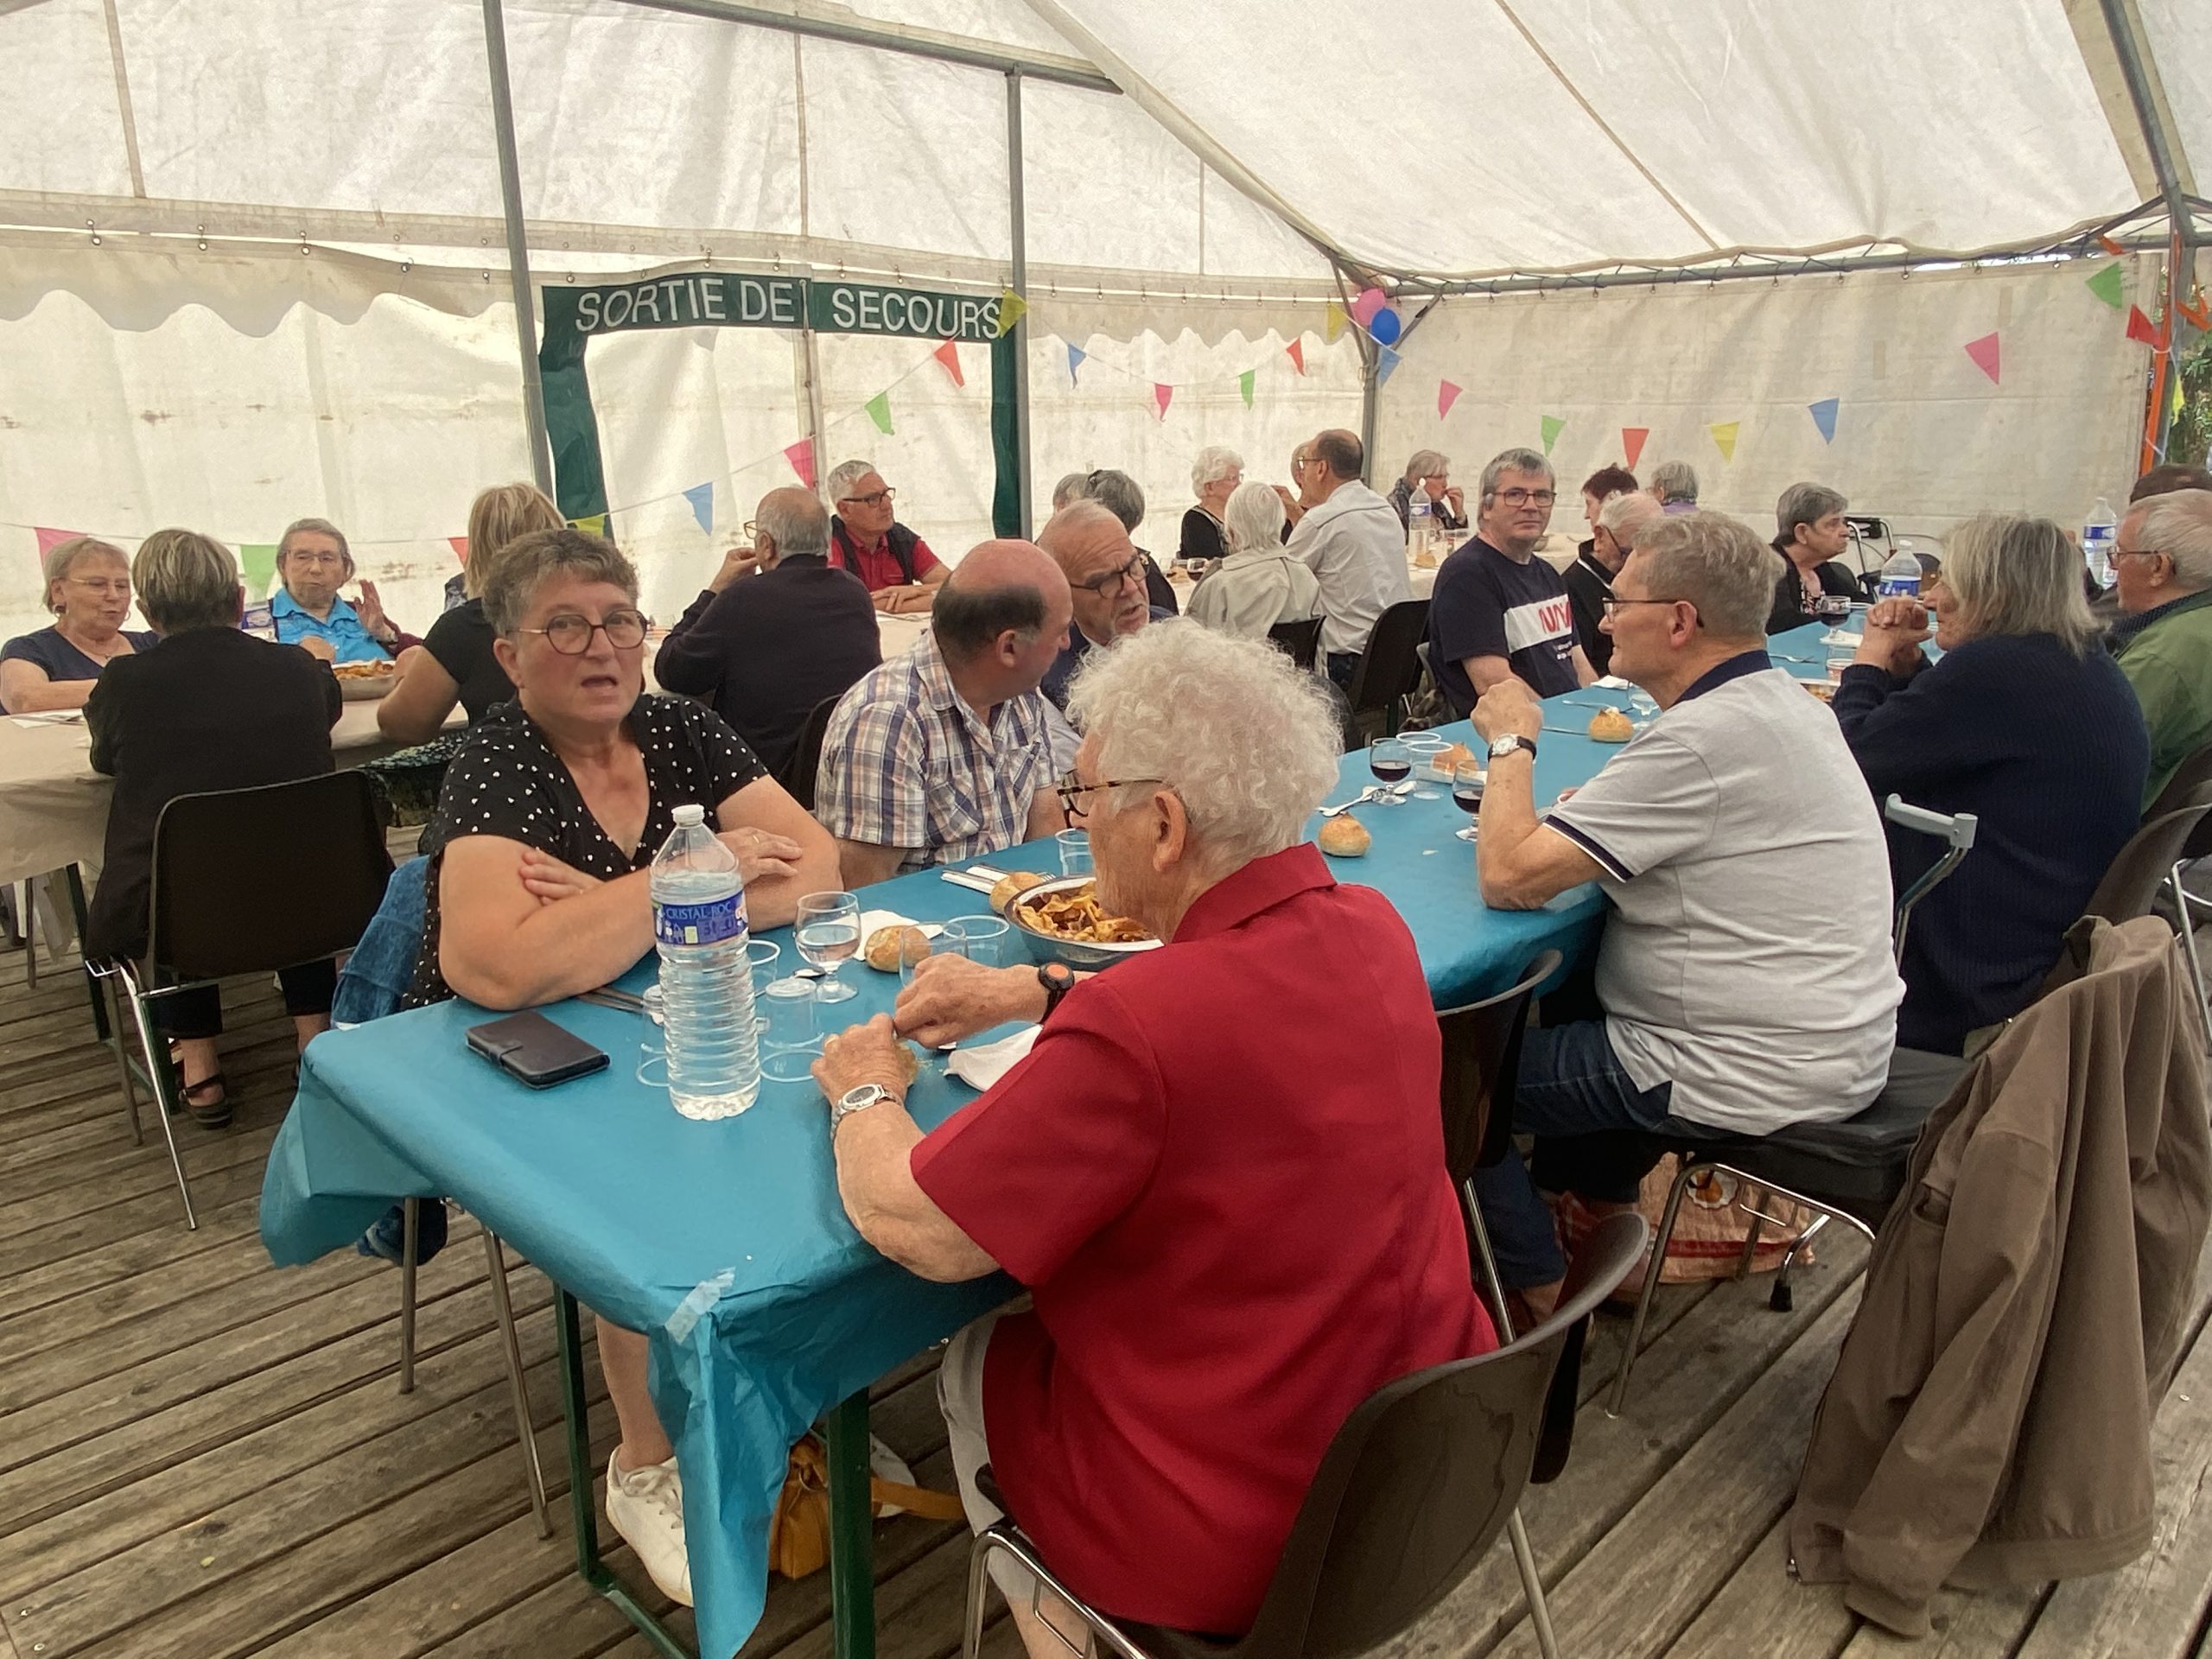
[1351,287,1388,326]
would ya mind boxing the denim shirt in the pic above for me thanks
[272,588,390,664]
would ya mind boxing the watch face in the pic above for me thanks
[839,1084,885,1110]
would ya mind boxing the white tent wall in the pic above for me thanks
[1375,258,2156,545]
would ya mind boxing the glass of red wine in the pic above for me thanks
[1368,737,1412,804]
[1451,760,1484,842]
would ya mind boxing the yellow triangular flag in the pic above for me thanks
[1708,422,1739,463]
[1325,302,1347,343]
[996,289,1029,337]
[571,512,607,537]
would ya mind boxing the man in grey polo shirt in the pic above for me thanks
[1465,511,1903,1313]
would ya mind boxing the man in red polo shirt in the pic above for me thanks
[826,458,948,615]
[811,624,1493,1650]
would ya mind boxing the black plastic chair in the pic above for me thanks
[2080,802,2212,926]
[959,1214,1649,1659]
[1344,599,1431,738]
[86,772,393,1226]
[780,694,842,813]
[1267,616,1323,673]
[2144,743,2212,823]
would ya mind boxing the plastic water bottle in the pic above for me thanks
[1877,549,1922,601]
[649,804,759,1119]
[2082,496,2117,590]
[1407,483,1435,561]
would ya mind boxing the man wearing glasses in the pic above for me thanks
[2110,486,2212,810]
[826,459,949,615]
[1427,448,1596,719]
[1283,429,1411,687]
[1036,500,1175,714]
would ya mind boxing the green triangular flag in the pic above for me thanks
[1237,369,1255,409]
[238,543,279,596]
[1540,415,1566,454]
[2086,263,2126,310]
[865,391,894,435]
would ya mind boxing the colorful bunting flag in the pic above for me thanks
[1066,343,1086,385]
[2097,233,2127,257]
[784,437,817,490]
[1154,384,1174,421]
[448,537,470,564]
[571,513,607,537]
[683,482,715,535]
[865,391,895,435]
[2085,264,2126,310]
[1963,332,2001,385]
[2126,304,2166,348]
[2183,292,2211,331]
[1376,345,1402,386]
[1621,428,1649,471]
[32,527,86,560]
[1438,380,1463,419]
[238,543,279,595]
[1808,397,1840,444]
[932,340,965,387]
[1285,340,1306,376]
[995,289,1028,338]
[1708,422,1739,463]
[1324,302,1347,344]
[1237,370,1255,409]
[1539,415,1566,455]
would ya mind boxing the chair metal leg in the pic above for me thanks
[115,963,196,1229]
[1462,1175,1517,1339]
[1733,1186,1764,1281]
[482,1229,552,1536]
[1770,1213,1831,1313]
[961,1523,995,1659]
[21,879,39,989]
[1608,1157,1699,1417]
[398,1198,420,1395]
[1506,1509,1560,1659]
[92,969,143,1145]
[2172,868,2211,1048]
[965,1528,1152,1659]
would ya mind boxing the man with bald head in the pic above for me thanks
[654,485,880,778]
[1036,499,1174,713]
[817,538,1077,887]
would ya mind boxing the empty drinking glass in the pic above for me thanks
[944,914,1012,968]
[758,976,819,1083]
[1056,830,1092,876]
[795,891,861,1004]
[637,983,668,1086]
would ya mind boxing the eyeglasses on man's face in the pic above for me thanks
[1599,595,1702,627]
[1055,769,1167,823]
[521,609,650,653]
[839,488,895,509]
[1495,487,1556,508]
[1073,554,1147,597]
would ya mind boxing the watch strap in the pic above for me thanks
[1038,963,1075,1020]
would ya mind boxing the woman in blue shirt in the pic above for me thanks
[270,518,416,663]
[0,536,158,713]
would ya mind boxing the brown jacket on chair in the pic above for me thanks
[1789,915,2211,1637]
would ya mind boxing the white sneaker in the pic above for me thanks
[605,1451,694,1607]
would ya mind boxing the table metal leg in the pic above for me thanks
[826,1389,877,1659]
[62,866,108,1041]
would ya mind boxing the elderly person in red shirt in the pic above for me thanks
[826,457,948,615]
[810,623,1494,1652]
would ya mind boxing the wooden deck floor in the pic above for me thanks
[5,927,2212,1659]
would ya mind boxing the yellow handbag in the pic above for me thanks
[768,1433,968,1580]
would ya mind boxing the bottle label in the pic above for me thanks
[1878,577,1920,598]
[656,893,747,947]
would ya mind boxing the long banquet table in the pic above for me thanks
[258,627,1845,1659]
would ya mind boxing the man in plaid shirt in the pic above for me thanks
[817,539,1079,887]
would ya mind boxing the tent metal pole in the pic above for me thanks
[1007,68,1033,540]
[482,0,555,498]
[2095,0,2196,237]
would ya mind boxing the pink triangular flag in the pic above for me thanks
[784,436,817,490]
[1964,332,2001,385]
[1438,381,1463,419]
[1154,383,1173,421]
[932,340,965,388]
[34,527,88,559]
[448,536,470,564]
[1285,340,1306,376]
[1621,428,1649,471]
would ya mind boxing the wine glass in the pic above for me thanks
[1368,736,1412,804]
[794,891,861,1004]
[1451,760,1485,843]
[1401,734,1448,799]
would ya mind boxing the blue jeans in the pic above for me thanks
[1471,1019,1732,1290]
[331,856,428,1027]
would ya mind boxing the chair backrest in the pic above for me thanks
[1883,795,1977,962]
[1434,951,1563,1184]
[1344,599,1432,717]
[2146,742,2212,822]
[781,694,842,812]
[1235,1214,1649,1659]
[1268,615,1324,673]
[2082,804,2212,925]
[147,772,393,980]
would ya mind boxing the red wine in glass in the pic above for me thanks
[1371,756,1413,785]
[1452,778,1484,816]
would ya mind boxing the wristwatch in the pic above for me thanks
[1037,961,1077,1020]
[1489,734,1538,763]
[830,1081,893,1137]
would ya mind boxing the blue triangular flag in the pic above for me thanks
[1808,397,1839,444]
[1066,343,1086,385]
[1376,345,1402,386]
[683,481,714,534]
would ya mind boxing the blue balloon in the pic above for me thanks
[1369,306,1402,345]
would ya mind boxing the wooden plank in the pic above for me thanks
[1664,1517,1855,1659]
[1834,1586,2047,1658]
[0,1192,264,1325]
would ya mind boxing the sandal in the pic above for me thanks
[180,1071,232,1129]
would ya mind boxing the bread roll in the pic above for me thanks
[863,925,931,972]
[1587,707,1634,742]
[988,871,1047,912]
[1318,815,1372,857]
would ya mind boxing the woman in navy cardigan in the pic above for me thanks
[1832,514,2147,1057]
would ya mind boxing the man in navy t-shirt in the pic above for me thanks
[1427,448,1595,718]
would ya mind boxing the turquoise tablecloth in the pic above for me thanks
[257,630,1839,1659]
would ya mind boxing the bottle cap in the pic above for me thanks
[672,804,706,825]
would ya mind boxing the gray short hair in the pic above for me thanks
[1631,512,1775,640]
[825,459,877,505]
[1776,482,1848,542]
[1190,447,1244,496]
[2133,491,2212,590]
[1077,468,1146,534]
[41,536,127,614]
[1939,514,2098,655]
[1065,622,1341,874]
[1479,448,1554,504]
[1402,449,1450,486]
[481,527,639,635]
[1222,480,1287,556]
[756,490,830,559]
[1649,461,1699,505]
[1052,472,1089,512]
[1597,491,1662,550]
[277,517,354,581]
[133,530,240,634]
